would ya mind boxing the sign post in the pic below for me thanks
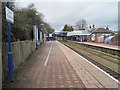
[6,0,14,82]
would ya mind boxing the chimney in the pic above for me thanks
[89,25,91,29]
[106,27,109,30]
[93,24,95,28]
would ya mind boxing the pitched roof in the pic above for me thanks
[67,30,90,36]
[92,28,112,33]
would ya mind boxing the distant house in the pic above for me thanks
[109,35,119,45]
[109,31,120,45]
[91,28,113,42]
[113,31,120,36]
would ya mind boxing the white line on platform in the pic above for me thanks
[60,41,120,84]
[44,45,52,66]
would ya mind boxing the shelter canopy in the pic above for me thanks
[67,30,90,36]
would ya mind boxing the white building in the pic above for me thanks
[67,29,90,42]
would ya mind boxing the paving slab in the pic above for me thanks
[3,41,119,88]
[58,41,119,88]
[3,41,85,88]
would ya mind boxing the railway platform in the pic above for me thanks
[3,41,119,88]
[72,41,119,50]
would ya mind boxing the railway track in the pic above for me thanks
[74,42,119,56]
[60,41,120,80]
[75,43,119,64]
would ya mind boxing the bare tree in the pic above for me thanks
[75,19,87,30]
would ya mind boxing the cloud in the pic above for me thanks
[16,1,118,31]
[15,0,119,2]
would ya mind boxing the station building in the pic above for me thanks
[52,28,119,46]
[67,29,90,42]
[90,28,113,42]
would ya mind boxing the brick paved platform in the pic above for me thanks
[3,41,85,88]
[3,41,119,88]
[58,41,119,88]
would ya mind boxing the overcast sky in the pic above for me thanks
[15,0,118,31]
